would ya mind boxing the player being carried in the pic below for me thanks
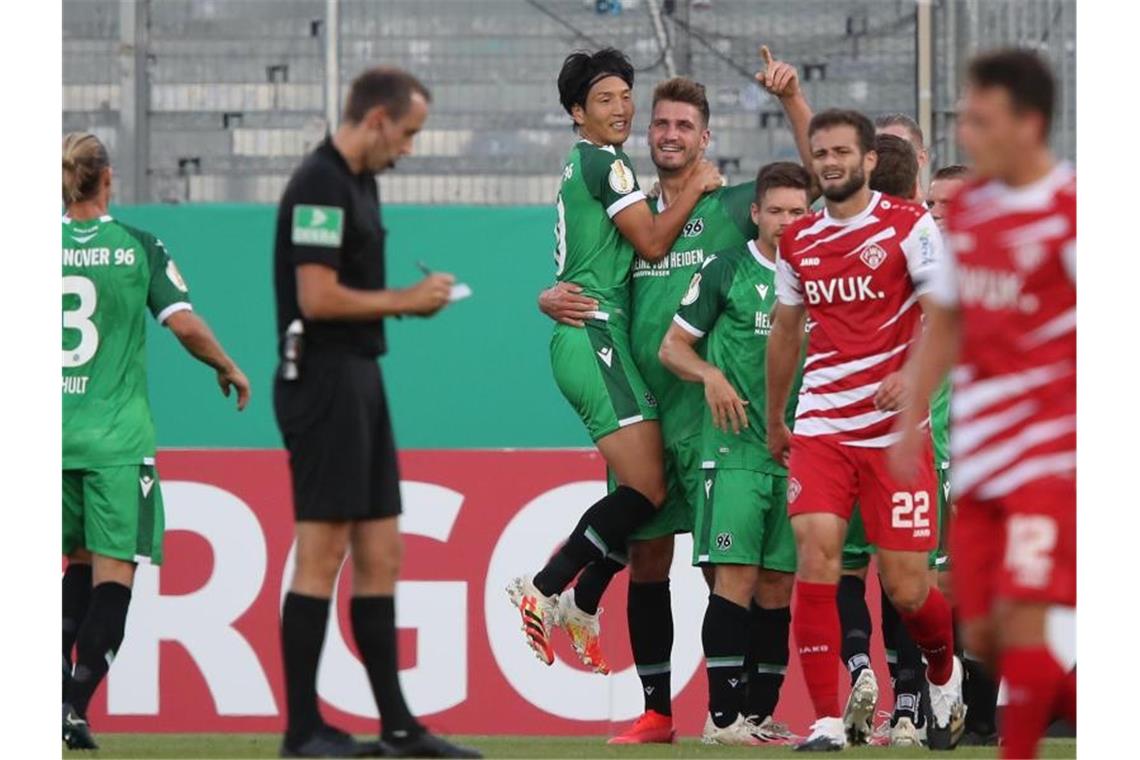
[61,133,250,750]
[507,48,722,675]
[765,108,965,752]
[537,49,811,745]
[658,161,812,745]
[889,49,1076,760]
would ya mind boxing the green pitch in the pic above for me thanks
[65,735,1076,758]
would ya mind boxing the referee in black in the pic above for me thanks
[273,67,480,759]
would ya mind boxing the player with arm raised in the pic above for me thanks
[61,133,249,750]
[658,162,811,745]
[889,50,1075,760]
[765,110,964,752]
[507,49,722,672]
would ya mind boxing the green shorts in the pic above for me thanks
[626,435,701,541]
[934,465,952,570]
[550,318,658,442]
[62,462,165,565]
[693,468,796,572]
[842,469,950,571]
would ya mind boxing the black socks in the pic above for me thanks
[628,580,673,716]
[67,581,131,718]
[533,486,655,597]
[837,575,872,685]
[350,596,423,742]
[62,563,93,697]
[745,604,791,720]
[882,586,925,724]
[281,592,331,742]
[702,594,750,728]
[573,555,627,616]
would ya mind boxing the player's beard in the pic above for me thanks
[821,165,866,203]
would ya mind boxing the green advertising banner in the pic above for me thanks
[112,204,594,450]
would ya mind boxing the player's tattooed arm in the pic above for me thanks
[756,46,820,200]
[765,302,807,465]
[659,323,749,434]
[537,281,598,328]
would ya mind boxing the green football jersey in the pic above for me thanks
[674,241,801,473]
[62,214,192,469]
[931,377,951,469]
[630,181,758,447]
[553,140,646,320]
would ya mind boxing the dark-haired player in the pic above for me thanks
[891,49,1075,760]
[766,108,964,752]
[658,162,811,745]
[506,49,722,674]
[927,165,970,230]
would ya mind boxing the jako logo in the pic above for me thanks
[804,276,884,305]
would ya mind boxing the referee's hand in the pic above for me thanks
[402,272,455,317]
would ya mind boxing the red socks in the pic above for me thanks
[900,587,955,685]
[793,580,841,718]
[1000,646,1065,759]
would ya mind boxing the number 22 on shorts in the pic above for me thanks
[891,490,931,536]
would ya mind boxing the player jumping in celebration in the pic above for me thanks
[537,57,809,745]
[658,162,811,745]
[765,109,964,752]
[890,49,1075,760]
[61,133,250,749]
[507,49,722,670]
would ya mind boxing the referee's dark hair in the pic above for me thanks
[557,48,635,116]
[344,66,432,124]
[967,48,1055,137]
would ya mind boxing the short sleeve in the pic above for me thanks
[282,163,349,269]
[144,235,193,324]
[775,244,803,306]
[900,212,944,295]
[718,180,760,238]
[1061,239,1076,283]
[926,233,961,307]
[673,254,730,337]
[582,146,646,218]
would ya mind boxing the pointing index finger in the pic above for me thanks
[759,45,774,67]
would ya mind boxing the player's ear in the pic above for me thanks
[363,104,390,132]
[750,200,761,226]
[699,127,711,152]
[864,148,878,175]
[102,166,113,189]
[570,103,587,129]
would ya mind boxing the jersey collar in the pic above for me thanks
[822,190,881,226]
[747,240,777,271]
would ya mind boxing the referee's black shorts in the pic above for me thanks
[273,350,402,522]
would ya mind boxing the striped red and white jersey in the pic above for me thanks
[930,162,1076,501]
[776,191,943,447]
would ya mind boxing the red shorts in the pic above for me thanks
[951,475,1076,622]
[787,434,938,553]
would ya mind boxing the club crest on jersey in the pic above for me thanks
[681,272,702,306]
[715,532,733,551]
[860,243,888,271]
[787,477,802,503]
[608,160,635,194]
[681,218,705,238]
[166,260,189,292]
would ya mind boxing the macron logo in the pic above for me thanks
[139,476,155,498]
[756,283,770,300]
[596,347,613,367]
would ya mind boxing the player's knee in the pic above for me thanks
[755,570,794,608]
[882,573,928,614]
[713,565,757,605]
[628,537,672,582]
[640,480,667,509]
[795,544,840,582]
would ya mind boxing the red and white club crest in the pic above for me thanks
[787,477,802,503]
[860,244,887,270]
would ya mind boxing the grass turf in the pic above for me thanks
[65,735,1076,758]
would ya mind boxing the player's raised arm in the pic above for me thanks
[164,310,251,411]
[611,158,723,262]
[756,46,816,194]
